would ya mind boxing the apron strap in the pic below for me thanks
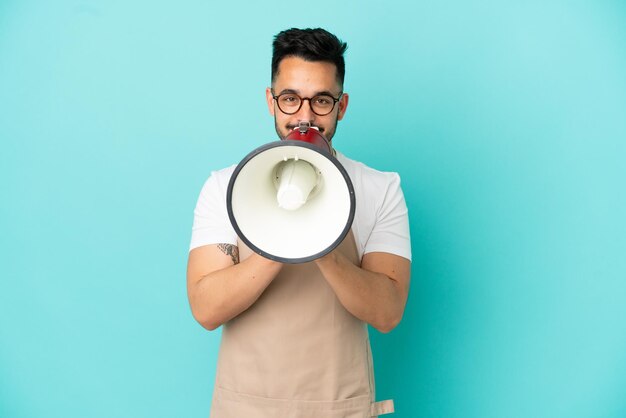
[371,399,395,416]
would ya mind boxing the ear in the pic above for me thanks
[265,87,275,116]
[337,93,349,121]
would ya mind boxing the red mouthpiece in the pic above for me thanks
[283,121,331,152]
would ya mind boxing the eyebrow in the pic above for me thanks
[277,88,341,97]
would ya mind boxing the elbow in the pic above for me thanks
[190,305,223,331]
[197,313,221,331]
[374,320,398,334]
[196,315,222,332]
[200,320,221,331]
[372,312,403,334]
[188,287,228,331]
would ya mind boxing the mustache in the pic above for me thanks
[286,123,323,133]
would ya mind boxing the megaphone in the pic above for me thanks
[226,122,355,263]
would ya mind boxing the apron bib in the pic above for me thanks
[210,232,394,418]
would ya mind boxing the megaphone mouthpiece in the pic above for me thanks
[284,122,331,152]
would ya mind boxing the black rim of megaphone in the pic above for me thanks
[226,140,356,264]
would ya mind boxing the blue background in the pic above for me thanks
[1,1,625,417]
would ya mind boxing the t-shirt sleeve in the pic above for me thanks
[189,171,238,251]
[363,173,412,261]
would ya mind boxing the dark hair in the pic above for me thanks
[271,28,348,87]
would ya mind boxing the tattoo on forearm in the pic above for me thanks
[217,243,240,265]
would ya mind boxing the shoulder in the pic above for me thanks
[190,165,239,251]
[198,165,238,196]
[336,152,403,196]
[335,151,411,260]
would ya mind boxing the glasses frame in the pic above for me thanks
[271,91,343,116]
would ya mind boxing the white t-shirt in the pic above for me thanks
[189,151,411,261]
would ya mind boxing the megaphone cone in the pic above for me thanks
[226,128,355,264]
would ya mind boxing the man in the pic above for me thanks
[187,28,411,418]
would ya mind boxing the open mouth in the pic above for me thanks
[288,124,322,133]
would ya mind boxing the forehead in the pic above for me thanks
[273,56,341,94]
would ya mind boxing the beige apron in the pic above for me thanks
[210,232,394,418]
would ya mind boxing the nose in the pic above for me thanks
[296,98,316,121]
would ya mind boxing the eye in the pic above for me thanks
[280,94,299,104]
[314,96,332,106]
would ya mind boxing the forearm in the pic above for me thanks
[315,251,408,333]
[189,254,283,330]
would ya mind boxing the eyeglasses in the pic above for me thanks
[272,91,342,116]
